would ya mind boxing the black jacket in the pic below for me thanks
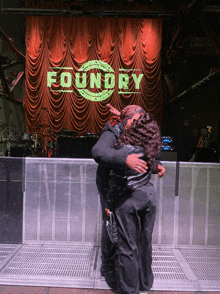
[92,120,162,197]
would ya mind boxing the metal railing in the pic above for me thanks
[21,158,220,248]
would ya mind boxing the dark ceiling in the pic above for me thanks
[1,0,220,65]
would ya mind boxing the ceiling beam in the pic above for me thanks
[0,28,25,59]
[0,7,178,17]
[171,68,220,103]
[165,0,211,61]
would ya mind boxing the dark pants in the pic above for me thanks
[100,182,157,294]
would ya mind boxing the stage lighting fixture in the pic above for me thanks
[161,136,174,151]
[161,145,174,151]
[161,136,173,143]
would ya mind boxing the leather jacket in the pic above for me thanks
[106,144,154,210]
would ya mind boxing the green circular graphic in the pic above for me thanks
[77,60,114,101]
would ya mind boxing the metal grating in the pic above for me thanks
[2,268,91,276]
[154,273,186,279]
[196,274,220,280]
[181,249,220,258]
[153,256,177,261]
[153,251,175,257]
[190,263,220,269]
[153,261,180,267]
[152,248,187,280]
[1,244,220,290]
[0,244,17,264]
[1,244,95,278]
[181,249,220,280]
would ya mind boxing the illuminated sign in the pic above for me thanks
[47,60,143,101]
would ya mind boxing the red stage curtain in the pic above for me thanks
[24,16,163,147]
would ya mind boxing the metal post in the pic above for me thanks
[37,163,42,241]
[67,165,72,242]
[81,164,86,242]
[52,163,57,242]
[205,166,210,246]
[190,165,198,245]
[173,196,179,248]
[158,177,163,245]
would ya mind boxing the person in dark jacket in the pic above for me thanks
[92,105,165,294]
[106,111,162,212]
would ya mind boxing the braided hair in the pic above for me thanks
[114,112,162,171]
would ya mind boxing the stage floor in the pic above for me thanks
[0,244,220,292]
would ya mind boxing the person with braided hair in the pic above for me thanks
[92,104,165,294]
[106,111,162,213]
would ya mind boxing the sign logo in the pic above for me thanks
[77,60,115,101]
[47,60,143,101]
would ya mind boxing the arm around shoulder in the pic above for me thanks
[91,131,130,168]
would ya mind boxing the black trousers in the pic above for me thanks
[100,182,157,294]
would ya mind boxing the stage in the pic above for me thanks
[0,157,220,292]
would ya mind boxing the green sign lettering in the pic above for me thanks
[75,73,86,88]
[47,60,144,100]
[119,74,129,89]
[60,72,72,87]
[47,72,57,87]
[105,73,115,89]
[132,74,144,90]
[90,73,101,89]
[78,60,114,101]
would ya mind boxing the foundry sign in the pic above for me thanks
[47,60,143,101]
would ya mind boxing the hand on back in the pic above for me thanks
[125,154,148,174]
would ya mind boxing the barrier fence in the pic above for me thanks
[22,158,220,248]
